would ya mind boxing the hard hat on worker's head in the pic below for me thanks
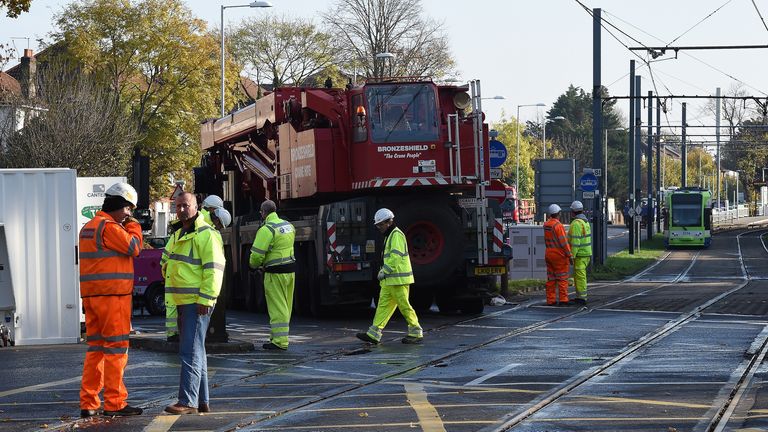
[570,200,584,211]
[213,207,231,228]
[547,204,562,216]
[202,195,224,210]
[373,208,395,225]
[105,182,138,208]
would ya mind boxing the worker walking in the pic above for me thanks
[79,183,143,418]
[166,196,226,342]
[163,193,225,415]
[249,200,296,351]
[543,204,573,306]
[568,201,592,306]
[357,208,423,345]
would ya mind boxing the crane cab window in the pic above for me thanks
[351,94,367,142]
[365,84,438,143]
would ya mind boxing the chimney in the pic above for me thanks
[20,49,36,100]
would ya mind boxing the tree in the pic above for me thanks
[54,0,224,200]
[230,15,338,88]
[323,0,455,79]
[492,116,538,198]
[1,0,31,18]
[538,85,627,200]
[0,60,138,173]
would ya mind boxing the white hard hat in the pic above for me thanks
[105,182,138,207]
[213,207,232,228]
[547,204,562,215]
[373,208,395,225]
[570,200,584,211]
[202,195,224,209]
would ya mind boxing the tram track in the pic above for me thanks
[492,227,768,431]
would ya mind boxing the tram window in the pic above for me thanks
[671,194,702,227]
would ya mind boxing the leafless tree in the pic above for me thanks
[323,0,455,79]
[230,15,339,88]
[0,60,138,175]
[701,83,755,139]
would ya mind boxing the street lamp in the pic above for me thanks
[515,103,546,192]
[482,95,505,100]
[541,115,565,158]
[221,1,273,117]
[375,52,395,77]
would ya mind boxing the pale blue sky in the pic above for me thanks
[2,0,767,138]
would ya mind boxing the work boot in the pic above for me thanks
[573,298,587,306]
[558,301,573,306]
[80,409,100,418]
[401,336,423,344]
[166,334,179,343]
[198,402,210,413]
[164,403,197,415]
[262,342,287,350]
[356,332,379,344]
[103,405,143,416]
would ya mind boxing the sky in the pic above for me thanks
[2,0,768,143]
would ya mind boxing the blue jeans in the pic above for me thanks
[177,303,211,408]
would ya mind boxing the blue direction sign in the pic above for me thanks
[489,139,507,168]
[579,172,598,192]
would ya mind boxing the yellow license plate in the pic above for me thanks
[474,266,506,275]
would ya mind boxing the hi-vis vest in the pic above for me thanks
[200,208,214,226]
[380,227,415,286]
[161,215,225,307]
[569,214,593,257]
[79,211,142,297]
[249,212,296,271]
[544,217,572,258]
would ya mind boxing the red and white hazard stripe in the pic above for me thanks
[493,218,504,253]
[326,222,345,268]
[352,177,449,190]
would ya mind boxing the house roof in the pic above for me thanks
[0,72,20,100]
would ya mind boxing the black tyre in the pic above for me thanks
[395,199,464,288]
[145,282,166,316]
[409,287,434,311]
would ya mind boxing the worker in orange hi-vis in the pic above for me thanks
[78,183,144,418]
[543,204,573,306]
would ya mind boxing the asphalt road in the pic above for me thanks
[3,225,768,431]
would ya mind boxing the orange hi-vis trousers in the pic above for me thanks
[545,250,570,304]
[80,295,131,411]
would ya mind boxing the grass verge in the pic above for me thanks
[590,234,666,280]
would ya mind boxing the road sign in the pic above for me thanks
[490,168,502,179]
[593,169,602,177]
[628,208,636,217]
[500,199,515,212]
[170,184,184,200]
[635,205,643,215]
[579,172,598,192]
[489,140,507,168]
[582,191,595,199]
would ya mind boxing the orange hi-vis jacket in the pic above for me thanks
[544,217,572,259]
[79,211,143,297]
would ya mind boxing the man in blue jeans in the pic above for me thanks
[161,192,225,414]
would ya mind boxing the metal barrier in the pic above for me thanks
[713,205,749,226]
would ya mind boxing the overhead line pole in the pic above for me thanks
[628,60,635,255]
[716,87,721,208]
[682,103,688,188]
[592,8,605,266]
[634,75,642,251]
[656,97,662,234]
[647,90,653,240]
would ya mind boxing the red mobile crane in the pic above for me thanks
[197,78,511,315]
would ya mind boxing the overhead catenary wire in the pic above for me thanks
[751,0,768,32]
[665,0,734,46]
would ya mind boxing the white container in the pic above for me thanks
[0,169,79,345]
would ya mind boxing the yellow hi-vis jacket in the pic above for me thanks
[568,214,593,257]
[161,214,225,307]
[380,227,415,286]
[249,212,296,271]
[200,208,214,226]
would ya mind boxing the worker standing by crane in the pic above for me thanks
[249,200,296,351]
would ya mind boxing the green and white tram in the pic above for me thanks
[663,187,713,248]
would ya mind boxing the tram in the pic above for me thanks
[663,187,713,248]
